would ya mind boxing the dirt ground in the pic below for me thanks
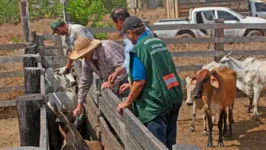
[0,108,19,149]
[177,97,266,150]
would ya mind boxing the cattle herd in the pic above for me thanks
[185,52,266,147]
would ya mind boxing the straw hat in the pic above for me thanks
[70,37,101,60]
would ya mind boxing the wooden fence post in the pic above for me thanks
[214,19,224,62]
[23,54,42,94]
[19,0,30,42]
[24,68,41,94]
[61,0,71,22]
[16,94,46,147]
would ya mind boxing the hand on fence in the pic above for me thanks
[108,71,119,84]
[101,81,112,89]
[117,101,131,114]
[73,104,83,117]
[120,83,131,94]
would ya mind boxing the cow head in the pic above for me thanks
[193,69,219,99]
[185,77,197,106]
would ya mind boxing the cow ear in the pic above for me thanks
[191,77,197,85]
[210,75,219,88]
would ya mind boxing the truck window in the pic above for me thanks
[203,11,214,21]
[196,12,203,23]
[217,11,235,20]
[255,2,266,12]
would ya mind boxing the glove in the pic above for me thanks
[54,66,70,75]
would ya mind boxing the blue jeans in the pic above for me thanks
[145,101,182,150]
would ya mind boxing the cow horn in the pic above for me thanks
[225,51,232,56]
[236,55,244,60]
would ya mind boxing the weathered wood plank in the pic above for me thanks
[43,56,67,68]
[98,116,123,150]
[223,23,266,29]
[0,99,16,107]
[16,94,45,147]
[0,56,23,64]
[101,89,168,150]
[176,65,203,72]
[88,24,218,34]
[98,96,144,150]
[172,144,201,150]
[171,50,266,58]
[24,68,41,94]
[0,43,26,50]
[0,71,24,78]
[84,93,100,130]
[38,45,67,50]
[39,105,49,150]
[171,51,215,57]
[222,36,266,43]
[23,54,40,68]
[6,147,42,150]
[162,37,215,44]
[0,86,24,93]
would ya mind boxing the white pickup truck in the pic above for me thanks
[154,7,266,38]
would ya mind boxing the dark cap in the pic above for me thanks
[50,20,64,34]
[123,16,144,33]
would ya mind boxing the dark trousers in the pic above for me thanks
[145,101,182,150]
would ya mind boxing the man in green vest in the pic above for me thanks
[117,16,183,150]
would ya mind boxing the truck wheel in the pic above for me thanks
[246,30,263,37]
[178,33,193,38]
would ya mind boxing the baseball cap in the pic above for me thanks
[123,16,144,34]
[50,20,64,34]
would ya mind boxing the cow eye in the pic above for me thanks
[203,77,209,82]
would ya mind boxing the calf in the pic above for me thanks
[185,77,207,135]
[192,67,237,147]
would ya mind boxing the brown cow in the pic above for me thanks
[191,67,236,147]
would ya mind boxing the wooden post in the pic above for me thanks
[39,105,49,150]
[166,0,170,19]
[214,19,224,62]
[175,0,179,18]
[19,0,30,42]
[23,54,40,68]
[24,68,41,94]
[16,94,46,147]
[61,0,71,22]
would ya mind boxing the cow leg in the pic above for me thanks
[218,109,225,147]
[227,106,234,140]
[205,109,213,147]
[247,95,253,113]
[202,114,207,136]
[189,102,197,132]
[223,108,227,136]
[252,86,262,120]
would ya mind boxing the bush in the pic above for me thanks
[67,0,106,26]
[29,0,63,21]
[0,0,20,24]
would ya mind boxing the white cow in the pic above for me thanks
[218,55,264,119]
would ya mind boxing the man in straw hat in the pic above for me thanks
[50,20,94,74]
[116,16,183,150]
[69,37,127,117]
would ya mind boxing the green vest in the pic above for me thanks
[129,36,183,124]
